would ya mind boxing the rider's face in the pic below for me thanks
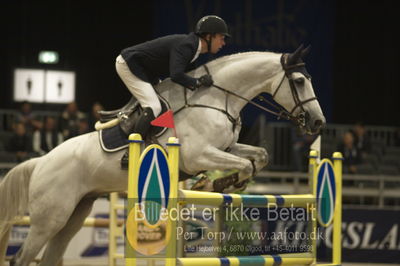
[210,34,226,53]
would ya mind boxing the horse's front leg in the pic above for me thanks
[228,143,269,173]
[185,145,254,192]
[218,143,268,192]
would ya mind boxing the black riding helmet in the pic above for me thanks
[195,15,231,37]
[195,15,230,53]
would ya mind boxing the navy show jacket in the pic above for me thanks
[121,32,200,89]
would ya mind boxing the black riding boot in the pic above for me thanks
[121,107,155,169]
[132,107,156,138]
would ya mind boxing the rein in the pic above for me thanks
[202,64,296,124]
[174,53,318,131]
[178,86,239,130]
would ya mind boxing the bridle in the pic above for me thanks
[175,53,319,131]
[267,53,318,127]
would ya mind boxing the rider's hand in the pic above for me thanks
[196,74,214,88]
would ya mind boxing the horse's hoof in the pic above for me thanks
[234,179,249,188]
[213,174,238,193]
[223,180,249,193]
[191,175,213,191]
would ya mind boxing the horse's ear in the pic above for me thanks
[287,44,304,65]
[301,45,311,58]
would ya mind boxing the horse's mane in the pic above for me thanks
[157,51,281,93]
[202,51,281,69]
[156,51,283,110]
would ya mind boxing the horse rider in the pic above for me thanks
[115,15,230,139]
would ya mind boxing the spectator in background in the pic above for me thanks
[337,131,362,174]
[395,127,400,147]
[0,139,4,151]
[15,101,42,133]
[60,101,86,139]
[65,118,90,139]
[77,118,90,135]
[88,102,104,131]
[291,127,317,171]
[350,122,371,159]
[33,117,63,156]
[6,122,34,162]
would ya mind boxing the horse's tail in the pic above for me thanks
[0,158,38,265]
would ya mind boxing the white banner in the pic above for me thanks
[45,70,75,104]
[13,69,45,103]
[13,69,76,104]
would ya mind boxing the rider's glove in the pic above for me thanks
[195,74,214,88]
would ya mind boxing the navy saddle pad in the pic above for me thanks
[99,125,129,152]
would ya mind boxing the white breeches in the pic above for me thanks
[115,55,162,117]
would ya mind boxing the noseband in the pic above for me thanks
[267,53,318,127]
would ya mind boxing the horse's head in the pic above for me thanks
[271,44,325,134]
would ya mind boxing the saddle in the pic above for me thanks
[96,96,170,137]
[97,96,170,154]
[98,97,138,123]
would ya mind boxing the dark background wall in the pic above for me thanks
[1,0,399,126]
[333,0,399,127]
[0,0,153,111]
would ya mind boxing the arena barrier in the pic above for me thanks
[9,216,124,265]
[13,216,124,228]
[108,133,342,266]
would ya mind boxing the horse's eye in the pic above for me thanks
[295,78,304,85]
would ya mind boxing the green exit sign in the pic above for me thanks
[38,51,59,64]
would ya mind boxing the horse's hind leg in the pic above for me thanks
[11,194,80,266]
[11,219,66,266]
[38,197,97,266]
[0,227,11,266]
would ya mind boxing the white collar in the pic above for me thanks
[191,39,202,63]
